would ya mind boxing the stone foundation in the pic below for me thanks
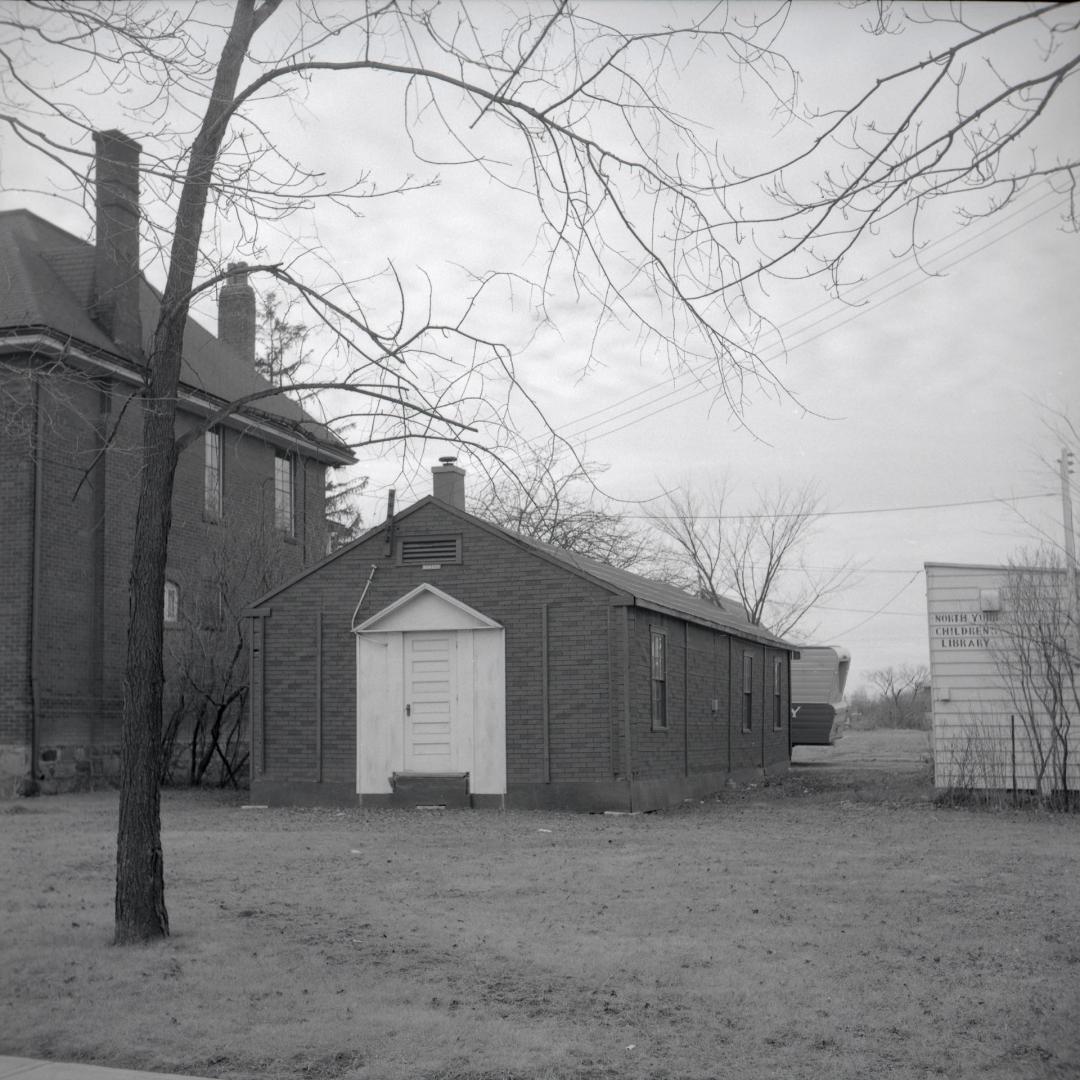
[26,743,121,795]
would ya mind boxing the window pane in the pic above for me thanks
[651,631,665,679]
[743,653,753,730]
[204,431,221,518]
[274,454,294,533]
[774,659,783,728]
[650,630,667,729]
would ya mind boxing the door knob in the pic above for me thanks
[405,703,411,716]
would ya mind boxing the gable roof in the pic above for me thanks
[0,209,353,465]
[252,493,793,648]
[439,499,792,648]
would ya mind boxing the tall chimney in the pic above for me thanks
[432,456,466,509]
[91,130,142,356]
[218,262,256,365]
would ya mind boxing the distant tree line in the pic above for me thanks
[848,665,931,731]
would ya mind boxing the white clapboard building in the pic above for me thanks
[924,561,1078,794]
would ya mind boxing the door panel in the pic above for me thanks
[404,632,455,772]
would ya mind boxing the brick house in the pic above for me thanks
[248,461,794,812]
[0,130,354,794]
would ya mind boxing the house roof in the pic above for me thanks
[0,208,354,465]
[251,493,793,649]
[433,499,792,648]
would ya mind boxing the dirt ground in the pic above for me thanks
[2,731,1078,1080]
[791,727,931,770]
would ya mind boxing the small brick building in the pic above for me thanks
[249,462,794,812]
[0,131,353,793]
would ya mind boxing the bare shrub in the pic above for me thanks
[934,716,1013,810]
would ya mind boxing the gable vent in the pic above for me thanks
[399,536,461,565]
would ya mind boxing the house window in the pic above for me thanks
[651,629,667,731]
[204,429,222,519]
[164,580,180,625]
[742,653,754,732]
[199,582,226,630]
[274,453,294,534]
[773,657,784,730]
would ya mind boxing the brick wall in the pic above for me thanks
[253,499,791,808]
[0,364,35,786]
[0,354,330,793]
[256,501,618,791]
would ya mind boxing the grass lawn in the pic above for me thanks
[2,734,1078,1080]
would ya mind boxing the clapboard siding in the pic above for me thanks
[925,562,1078,792]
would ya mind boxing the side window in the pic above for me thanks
[773,657,784,730]
[650,629,668,731]
[742,652,753,732]
[204,429,222,520]
[274,453,295,535]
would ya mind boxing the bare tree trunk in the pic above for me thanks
[115,409,177,941]
[113,0,282,944]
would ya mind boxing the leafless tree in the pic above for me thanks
[470,445,655,571]
[649,479,858,638]
[867,664,931,729]
[160,515,294,788]
[994,548,1077,808]
[2,0,1075,941]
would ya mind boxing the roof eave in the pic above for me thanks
[0,327,355,466]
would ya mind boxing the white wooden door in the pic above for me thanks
[403,632,456,772]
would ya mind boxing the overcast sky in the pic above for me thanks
[2,0,1077,691]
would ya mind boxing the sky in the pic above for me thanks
[1,0,1077,691]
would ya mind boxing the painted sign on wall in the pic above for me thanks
[930,610,999,650]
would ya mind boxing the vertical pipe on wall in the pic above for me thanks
[90,381,108,746]
[608,606,618,779]
[28,374,43,785]
[250,615,266,778]
[315,611,323,783]
[541,603,550,784]
[760,648,766,770]
[787,649,794,758]
[726,635,733,775]
[683,622,689,777]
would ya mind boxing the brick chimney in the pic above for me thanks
[91,130,142,356]
[218,262,256,364]
[432,456,465,509]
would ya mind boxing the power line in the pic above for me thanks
[813,603,926,617]
[554,188,1066,446]
[829,571,925,639]
[627,491,1054,520]
[560,188,1063,442]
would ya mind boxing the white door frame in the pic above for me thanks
[354,584,506,796]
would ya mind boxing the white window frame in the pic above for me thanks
[204,429,222,520]
[650,628,668,732]
[742,652,754,733]
[773,656,784,730]
[274,453,295,535]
